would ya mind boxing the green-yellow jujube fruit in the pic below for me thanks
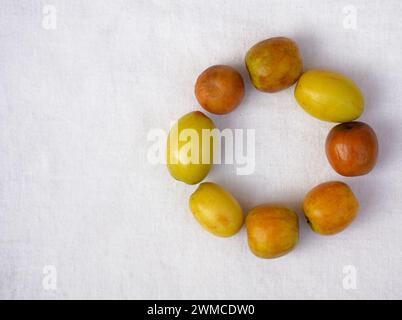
[294,69,364,123]
[167,111,215,185]
[245,37,303,93]
[189,182,244,237]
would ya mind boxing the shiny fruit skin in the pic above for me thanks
[245,37,303,93]
[189,182,244,237]
[167,111,215,185]
[326,122,378,176]
[294,69,364,123]
[303,181,359,235]
[246,204,299,259]
[195,65,245,115]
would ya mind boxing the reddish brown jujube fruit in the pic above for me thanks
[326,121,378,176]
[195,65,244,115]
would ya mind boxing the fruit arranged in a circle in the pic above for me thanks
[294,69,364,122]
[326,121,378,176]
[167,111,215,185]
[195,65,245,115]
[303,181,359,235]
[246,204,299,258]
[189,182,244,237]
[245,37,303,93]
[165,36,378,259]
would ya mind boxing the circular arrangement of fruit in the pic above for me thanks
[166,37,378,259]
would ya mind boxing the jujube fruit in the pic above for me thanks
[195,65,245,115]
[166,111,215,185]
[246,204,299,259]
[189,182,244,237]
[245,37,303,93]
[326,121,378,176]
[294,69,364,122]
[303,181,359,235]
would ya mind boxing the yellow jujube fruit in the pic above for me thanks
[189,182,244,237]
[294,69,364,123]
[167,111,215,185]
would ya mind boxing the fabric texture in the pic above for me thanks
[0,0,401,299]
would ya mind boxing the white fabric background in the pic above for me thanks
[1,0,401,299]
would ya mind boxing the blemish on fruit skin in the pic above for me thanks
[217,215,229,226]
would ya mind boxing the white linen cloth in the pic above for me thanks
[0,0,401,299]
